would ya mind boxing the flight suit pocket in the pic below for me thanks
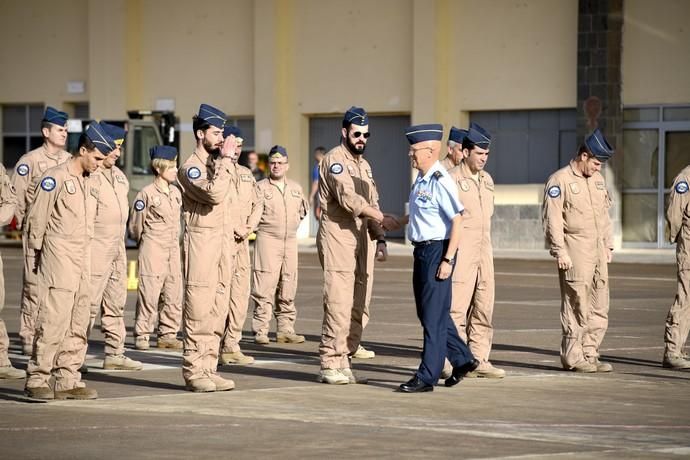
[56,195,82,236]
[184,229,218,286]
[188,202,220,228]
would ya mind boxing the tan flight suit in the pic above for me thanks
[11,145,70,350]
[24,161,97,391]
[447,161,496,362]
[221,164,259,353]
[128,182,183,341]
[664,166,690,359]
[83,167,129,357]
[542,160,613,369]
[178,148,235,383]
[0,165,17,367]
[250,178,309,337]
[317,144,384,370]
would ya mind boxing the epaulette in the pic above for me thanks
[432,171,443,180]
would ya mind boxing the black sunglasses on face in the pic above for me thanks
[351,131,371,139]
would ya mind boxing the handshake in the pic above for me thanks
[381,213,404,232]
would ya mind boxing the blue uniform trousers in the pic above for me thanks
[413,240,474,385]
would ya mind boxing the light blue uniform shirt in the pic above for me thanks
[407,160,464,243]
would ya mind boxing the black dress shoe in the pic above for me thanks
[445,359,480,387]
[398,376,434,393]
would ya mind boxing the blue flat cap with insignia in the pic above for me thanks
[344,106,369,126]
[198,103,226,129]
[223,125,243,139]
[149,145,178,161]
[101,122,126,146]
[268,145,287,159]
[405,123,444,144]
[466,122,491,149]
[43,106,68,127]
[448,126,469,144]
[584,128,614,161]
[85,122,117,154]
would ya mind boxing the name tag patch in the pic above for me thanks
[547,186,561,198]
[240,174,252,182]
[569,183,580,194]
[460,180,470,192]
[65,179,76,194]
[116,175,126,184]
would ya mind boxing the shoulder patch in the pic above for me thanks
[16,164,29,176]
[240,174,252,182]
[676,181,689,194]
[40,176,56,192]
[187,167,201,180]
[116,174,126,184]
[433,171,443,180]
[291,190,301,198]
[330,163,343,175]
[547,185,561,198]
[134,199,145,211]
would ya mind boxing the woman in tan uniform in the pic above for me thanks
[129,146,183,351]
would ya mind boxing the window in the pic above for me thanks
[132,125,160,175]
[2,104,44,168]
[470,109,577,184]
[227,118,255,151]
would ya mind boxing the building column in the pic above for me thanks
[577,0,624,248]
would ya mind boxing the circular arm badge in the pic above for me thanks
[187,167,201,180]
[329,163,343,175]
[134,199,145,211]
[547,186,561,198]
[675,181,689,194]
[16,164,29,176]
[40,177,56,192]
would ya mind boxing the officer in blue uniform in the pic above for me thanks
[388,124,479,393]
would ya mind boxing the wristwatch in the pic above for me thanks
[442,256,455,265]
[377,240,387,246]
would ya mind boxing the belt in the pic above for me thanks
[410,239,445,247]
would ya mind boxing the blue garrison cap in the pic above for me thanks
[448,126,469,144]
[43,106,68,127]
[197,103,226,129]
[223,125,243,139]
[584,128,614,161]
[268,145,287,159]
[344,106,369,126]
[85,122,117,154]
[405,124,444,145]
[101,122,126,146]
[149,145,178,161]
[466,122,491,149]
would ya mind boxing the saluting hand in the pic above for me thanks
[221,135,237,157]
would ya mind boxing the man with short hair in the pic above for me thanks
[247,151,265,182]
[249,145,309,344]
[386,123,478,393]
[316,106,387,384]
[309,146,326,220]
[24,123,114,400]
[441,127,468,171]
[219,125,260,366]
[447,122,504,378]
[542,128,615,373]
[662,165,690,369]
[177,103,237,392]
[75,123,143,371]
[12,106,70,355]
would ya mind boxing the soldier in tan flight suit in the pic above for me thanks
[250,145,309,344]
[316,106,388,385]
[219,125,260,366]
[129,145,183,351]
[177,103,237,393]
[446,123,504,379]
[542,128,615,373]
[0,164,25,379]
[12,107,71,354]
[23,123,113,400]
[77,123,142,371]
[440,127,468,171]
[662,166,690,369]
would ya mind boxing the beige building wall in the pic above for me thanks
[622,0,690,106]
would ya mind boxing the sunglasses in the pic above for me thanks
[351,131,371,139]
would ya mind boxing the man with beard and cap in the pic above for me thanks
[13,106,71,355]
[662,166,690,369]
[542,128,615,373]
[441,126,468,171]
[78,122,143,371]
[384,123,478,393]
[446,122,504,379]
[249,145,309,344]
[23,123,113,400]
[129,145,183,351]
[219,125,260,365]
[177,103,237,392]
[0,163,24,379]
[316,106,389,384]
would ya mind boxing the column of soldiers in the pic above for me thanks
[2,105,690,399]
